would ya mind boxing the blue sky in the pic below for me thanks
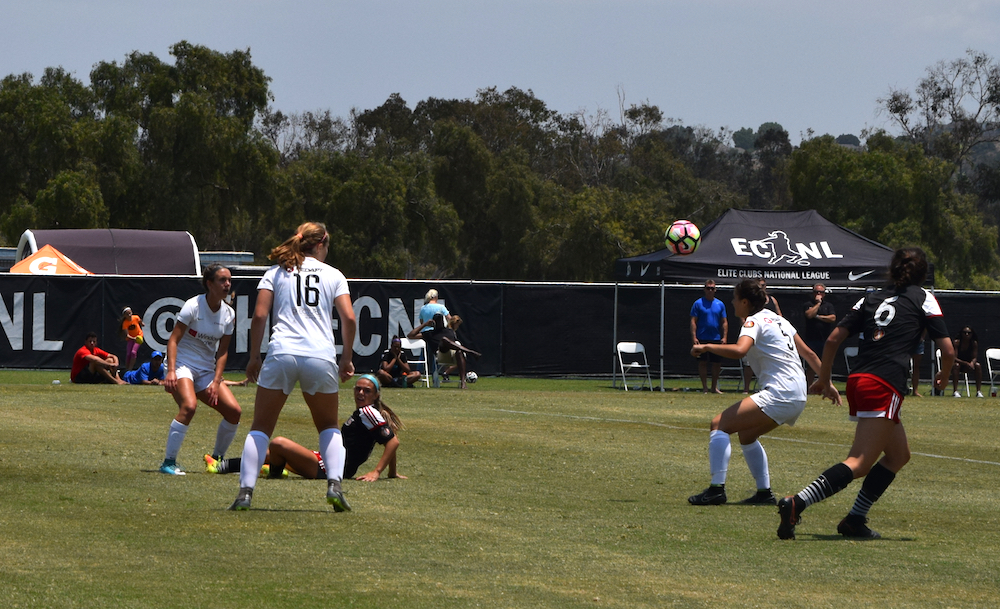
[4,1,999,144]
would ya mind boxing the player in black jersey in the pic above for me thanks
[777,248,956,540]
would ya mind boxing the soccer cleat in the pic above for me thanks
[977,391,984,398]
[837,514,881,539]
[204,454,221,474]
[326,479,352,512]
[687,486,727,505]
[953,391,962,398]
[260,464,290,479]
[159,460,186,476]
[739,489,777,505]
[228,486,253,511]
[777,496,801,540]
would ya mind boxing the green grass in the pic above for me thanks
[1,373,998,608]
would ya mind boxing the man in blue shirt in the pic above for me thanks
[690,280,729,393]
[123,351,166,385]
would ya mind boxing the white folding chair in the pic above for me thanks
[617,342,652,391]
[400,337,431,388]
[843,346,859,374]
[986,348,1000,397]
[937,348,969,396]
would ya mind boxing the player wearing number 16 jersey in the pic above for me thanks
[229,222,357,512]
[778,247,955,540]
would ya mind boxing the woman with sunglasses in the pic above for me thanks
[951,326,983,397]
[207,375,404,482]
[778,248,955,540]
[228,222,357,511]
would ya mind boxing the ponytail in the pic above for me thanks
[269,222,329,271]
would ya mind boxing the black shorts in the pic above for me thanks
[697,340,723,363]
[72,367,104,384]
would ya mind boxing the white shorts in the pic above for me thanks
[258,354,339,395]
[750,387,806,426]
[175,364,216,393]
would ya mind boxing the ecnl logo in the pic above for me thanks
[730,231,844,266]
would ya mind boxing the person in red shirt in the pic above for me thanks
[71,332,125,385]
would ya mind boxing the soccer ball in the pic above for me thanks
[665,220,701,255]
[465,371,478,384]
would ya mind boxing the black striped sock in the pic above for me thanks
[797,463,854,507]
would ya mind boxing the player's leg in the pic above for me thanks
[268,437,319,479]
[199,382,241,459]
[161,377,198,475]
[840,422,910,538]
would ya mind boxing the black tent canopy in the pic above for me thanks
[15,229,201,275]
[612,209,917,390]
[615,209,906,288]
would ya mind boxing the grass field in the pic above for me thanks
[1,371,998,608]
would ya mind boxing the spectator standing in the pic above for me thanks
[690,280,729,394]
[802,283,837,386]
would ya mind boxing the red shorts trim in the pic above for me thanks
[846,373,903,423]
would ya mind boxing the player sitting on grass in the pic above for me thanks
[208,375,404,482]
[688,278,839,506]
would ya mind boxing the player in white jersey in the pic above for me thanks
[229,221,357,512]
[158,265,241,475]
[688,279,841,506]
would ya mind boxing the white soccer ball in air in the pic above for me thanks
[465,371,478,384]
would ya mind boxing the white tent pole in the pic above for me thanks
[613,282,619,389]
[660,281,665,391]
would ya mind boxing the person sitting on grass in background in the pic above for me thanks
[206,375,404,482]
[376,336,422,388]
[123,351,165,385]
[688,279,838,507]
[119,306,145,371]
[71,332,126,385]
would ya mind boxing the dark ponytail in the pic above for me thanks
[889,247,928,289]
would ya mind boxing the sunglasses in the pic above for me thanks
[813,290,825,294]
[705,286,716,291]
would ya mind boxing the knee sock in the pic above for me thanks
[212,419,240,459]
[741,440,770,490]
[238,431,270,490]
[708,429,731,486]
[848,462,896,519]
[797,462,854,509]
[165,420,188,462]
[318,427,346,482]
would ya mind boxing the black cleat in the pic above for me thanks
[688,486,727,505]
[326,479,352,512]
[777,496,801,539]
[740,489,777,505]
[837,514,881,539]
[228,486,253,511]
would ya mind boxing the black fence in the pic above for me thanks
[1,275,996,382]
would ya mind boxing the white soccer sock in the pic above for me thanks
[741,440,770,490]
[165,419,188,461]
[318,427,346,482]
[239,431,270,490]
[708,429,731,486]
[212,419,240,458]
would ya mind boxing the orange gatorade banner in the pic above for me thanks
[10,245,93,275]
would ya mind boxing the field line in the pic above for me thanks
[494,409,1000,467]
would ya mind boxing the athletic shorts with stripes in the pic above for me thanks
[846,373,903,423]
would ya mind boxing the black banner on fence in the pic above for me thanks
[1,275,996,379]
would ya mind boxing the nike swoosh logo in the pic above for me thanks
[641,264,650,275]
[849,270,875,281]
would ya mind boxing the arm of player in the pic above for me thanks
[935,336,957,391]
[796,334,841,405]
[691,335,752,360]
[246,288,272,383]
[356,436,405,481]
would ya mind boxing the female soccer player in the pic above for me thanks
[158,265,241,475]
[688,279,838,506]
[207,375,404,482]
[778,247,955,539]
[229,222,357,511]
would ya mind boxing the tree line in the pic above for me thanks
[2,43,999,288]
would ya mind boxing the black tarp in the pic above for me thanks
[15,229,200,275]
[614,209,909,288]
